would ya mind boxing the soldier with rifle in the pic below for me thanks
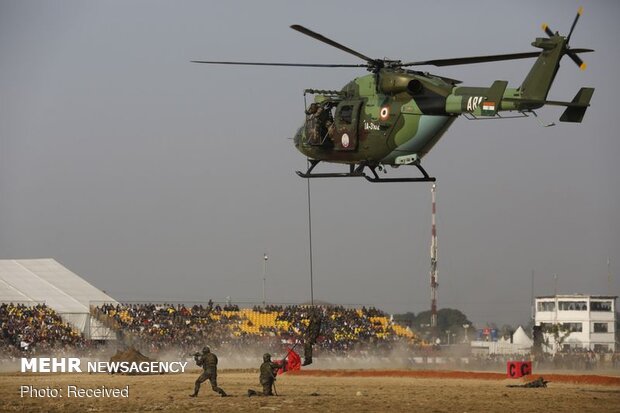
[189,346,227,398]
[247,353,283,397]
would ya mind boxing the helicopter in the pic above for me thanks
[193,8,593,183]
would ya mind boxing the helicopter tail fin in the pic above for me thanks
[480,80,508,116]
[519,37,564,102]
[559,87,594,123]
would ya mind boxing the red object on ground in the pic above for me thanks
[277,348,301,374]
[288,370,620,387]
[507,361,532,378]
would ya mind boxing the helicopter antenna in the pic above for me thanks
[531,111,556,127]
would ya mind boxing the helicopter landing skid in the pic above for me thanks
[295,160,436,183]
[365,162,436,183]
[295,160,366,179]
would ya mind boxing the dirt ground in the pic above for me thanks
[1,369,619,413]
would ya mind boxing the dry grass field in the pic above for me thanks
[1,369,619,413]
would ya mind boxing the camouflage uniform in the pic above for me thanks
[303,310,322,366]
[248,353,281,397]
[190,347,227,397]
[305,103,333,146]
[507,377,549,388]
[305,103,320,145]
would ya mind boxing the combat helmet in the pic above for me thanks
[263,353,271,362]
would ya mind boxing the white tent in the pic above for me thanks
[0,259,117,339]
[471,326,533,355]
[512,326,533,346]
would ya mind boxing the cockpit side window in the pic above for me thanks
[338,105,354,124]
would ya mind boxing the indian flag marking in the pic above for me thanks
[482,101,496,111]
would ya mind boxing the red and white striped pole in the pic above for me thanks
[430,183,438,330]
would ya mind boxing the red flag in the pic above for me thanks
[277,348,301,374]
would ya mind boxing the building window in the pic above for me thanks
[591,301,612,312]
[537,301,555,312]
[558,301,587,311]
[593,323,609,333]
[594,344,611,352]
[539,322,553,331]
[563,343,582,351]
[562,322,583,332]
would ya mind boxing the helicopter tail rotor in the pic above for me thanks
[519,6,592,101]
[541,6,588,70]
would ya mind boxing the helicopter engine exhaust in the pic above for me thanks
[407,79,424,95]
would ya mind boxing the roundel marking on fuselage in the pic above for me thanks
[380,107,390,121]
[341,133,350,148]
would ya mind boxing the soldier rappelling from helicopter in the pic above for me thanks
[305,100,334,146]
[302,307,322,366]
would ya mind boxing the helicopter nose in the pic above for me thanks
[293,125,303,147]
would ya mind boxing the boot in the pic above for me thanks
[302,357,312,366]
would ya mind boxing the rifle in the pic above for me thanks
[192,352,204,367]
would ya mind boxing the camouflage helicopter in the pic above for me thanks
[193,8,593,182]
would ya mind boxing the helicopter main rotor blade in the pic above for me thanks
[191,60,368,68]
[290,25,375,64]
[401,49,592,67]
[401,51,540,67]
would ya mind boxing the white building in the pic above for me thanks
[535,294,616,353]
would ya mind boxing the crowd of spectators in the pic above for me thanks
[0,303,87,357]
[92,303,413,356]
[4,301,620,372]
[93,302,234,355]
[534,348,619,370]
[275,305,398,353]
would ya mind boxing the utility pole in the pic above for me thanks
[608,257,612,294]
[430,183,438,333]
[262,253,268,307]
[531,270,535,321]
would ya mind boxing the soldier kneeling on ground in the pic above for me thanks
[248,353,282,397]
[189,346,227,397]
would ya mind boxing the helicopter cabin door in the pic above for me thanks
[332,100,363,151]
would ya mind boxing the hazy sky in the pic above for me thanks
[1,0,618,327]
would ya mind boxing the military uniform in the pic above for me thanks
[305,103,333,146]
[248,353,281,397]
[189,347,227,397]
[507,377,549,388]
[303,310,322,366]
